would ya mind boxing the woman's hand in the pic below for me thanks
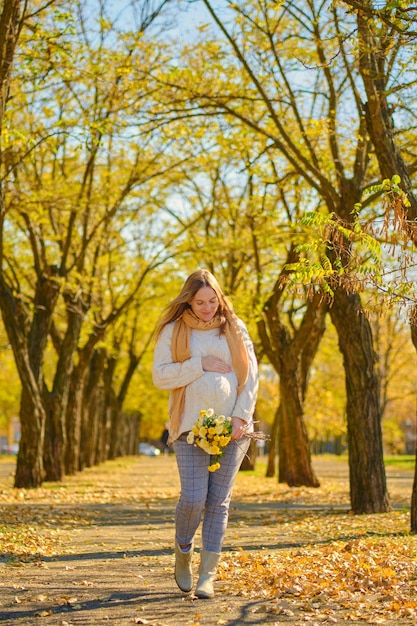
[231,416,247,440]
[202,356,232,373]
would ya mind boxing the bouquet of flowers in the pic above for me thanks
[187,408,232,472]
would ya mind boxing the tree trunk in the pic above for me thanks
[65,343,102,474]
[43,391,65,482]
[410,317,417,532]
[26,272,60,475]
[15,386,46,487]
[85,385,105,467]
[107,349,141,459]
[125,411,142,455]
[80,348,106,469]
[43,295,85,481]
[105,356,119,460]
[278,367,319,487]
[330,288,390,513]
[12,271,60,487]
[258,282,326,487]
[96,401,111,464]
[0,275,46,487]
[411,429,417,534]
[65,362,86,475]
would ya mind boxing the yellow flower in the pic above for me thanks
[188,408,233,472]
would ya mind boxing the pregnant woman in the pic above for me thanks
[152,269,258,599]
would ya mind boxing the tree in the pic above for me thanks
[150,0,390,510]
[0,0,48,487]
[0,0,183,486]
[350,0,417,527]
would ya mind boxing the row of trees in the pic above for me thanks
[0,0,416,525]
[2,255,415,458]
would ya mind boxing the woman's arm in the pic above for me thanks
[153,324,233,391]
[230,321,259,430]
[152,324,204,390]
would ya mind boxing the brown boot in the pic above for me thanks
[174,541,194,592]
[195,550,220,599]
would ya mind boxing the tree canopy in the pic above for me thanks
[0,0,416,522]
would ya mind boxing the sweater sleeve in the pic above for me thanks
[231,321,258,424]
[152,322,204,390]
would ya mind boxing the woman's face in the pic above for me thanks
[190,286,219,322]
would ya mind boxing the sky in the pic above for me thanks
[101,1,213,36]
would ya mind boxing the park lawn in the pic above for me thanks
[384,455,415,470]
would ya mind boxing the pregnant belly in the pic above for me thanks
[186,372,237,416]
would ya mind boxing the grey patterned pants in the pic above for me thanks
[173,434,250,553]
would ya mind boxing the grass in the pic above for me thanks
[242,453,415,476]
[384,455,415,469]
[0,454,17,462]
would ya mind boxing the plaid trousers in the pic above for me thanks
[173,434,250,553]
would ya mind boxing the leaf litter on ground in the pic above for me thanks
[222,458,417,624]
[0,454,416,624]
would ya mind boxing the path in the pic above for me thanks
[0,455,414,625]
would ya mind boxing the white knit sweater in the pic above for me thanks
[152,318,258,438]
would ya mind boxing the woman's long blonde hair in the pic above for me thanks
[154,269,234,339]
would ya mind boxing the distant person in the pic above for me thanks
[160,423,170,456]
[152,269,258,598]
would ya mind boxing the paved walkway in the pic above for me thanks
[0,455,414,625]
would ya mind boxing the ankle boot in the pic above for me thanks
[174,541,194,592]
[195,550,220,599]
